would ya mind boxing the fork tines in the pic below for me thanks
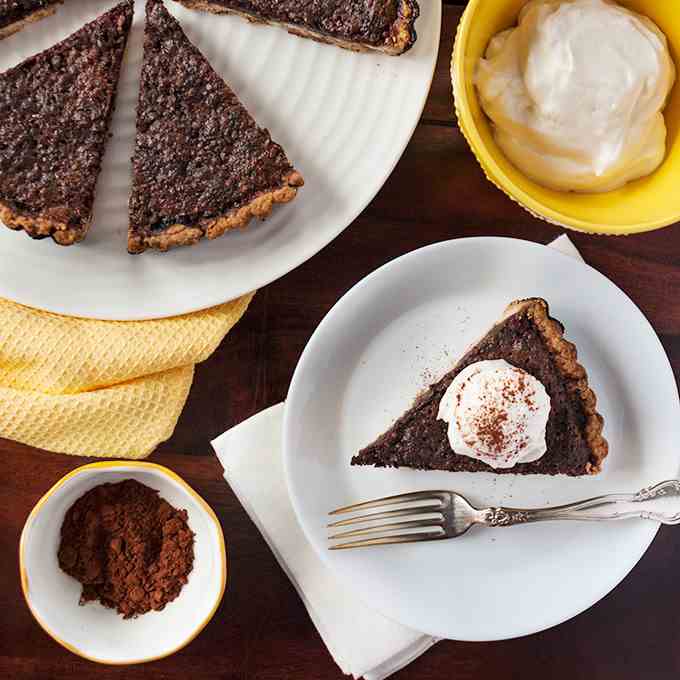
[327,490,449,550]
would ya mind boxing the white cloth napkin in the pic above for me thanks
[213,404,436,680]
[548,234,583,261]
[212,235,583,679]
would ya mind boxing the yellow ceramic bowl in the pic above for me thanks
[452,0,680,234]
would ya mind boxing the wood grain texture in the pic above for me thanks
[2,4,680,679]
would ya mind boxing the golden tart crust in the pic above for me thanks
[128,170,304,254]
[502,298,609,474]
[0,5,58,40]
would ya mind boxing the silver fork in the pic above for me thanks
[327,480,680,550]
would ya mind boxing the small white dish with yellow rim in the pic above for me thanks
[19,462,226,665]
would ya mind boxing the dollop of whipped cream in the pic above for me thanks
[475,0,676,193]
[437,360,551,469]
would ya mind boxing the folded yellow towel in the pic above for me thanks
[0,293,254,459]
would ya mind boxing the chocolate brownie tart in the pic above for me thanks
[0,0,63,40]
[128,0,303,254]
[0,1,133,245]
[172,0,419,55]
[352,298,609,476]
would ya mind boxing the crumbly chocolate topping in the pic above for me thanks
[0,0,61,30]
[353,302,604,476]
[0,1,133,234]
[129,0,299,241]
[176,0,418,48]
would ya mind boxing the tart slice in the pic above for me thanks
[128,0,304,254]
[0,0,63,40]
[352,298,608,476]
[172,0,419,55]
[0,1,133,245]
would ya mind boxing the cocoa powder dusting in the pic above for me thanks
[473,407,510,454]
[469,368,535,457]
[58,479,195,618]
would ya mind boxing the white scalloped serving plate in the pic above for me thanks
[0,0,440,319]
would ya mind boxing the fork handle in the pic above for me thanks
[479,480,680,527]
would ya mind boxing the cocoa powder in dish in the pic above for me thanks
[57,479,195,618]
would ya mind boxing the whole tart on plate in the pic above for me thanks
[128,0,304,254]
[0,0,63,39]
[0,0,133,245]
[171,0,419,55]
[352,298,609,476]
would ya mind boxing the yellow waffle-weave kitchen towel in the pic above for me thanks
[0,293,254,459]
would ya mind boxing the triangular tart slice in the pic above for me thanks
[352,298,608,476]
[0,0,133,245]
[171,0,419,55]
[127,0,303,254]
[0,0,63,40]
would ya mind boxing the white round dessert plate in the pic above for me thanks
[0,0,440,320]
[20,461,226,664]
[283,237,680,641]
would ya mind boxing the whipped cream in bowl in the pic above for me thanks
[474,0,676,193]
[437,360,551,469]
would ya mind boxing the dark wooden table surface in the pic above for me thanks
[4,3,680,678]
